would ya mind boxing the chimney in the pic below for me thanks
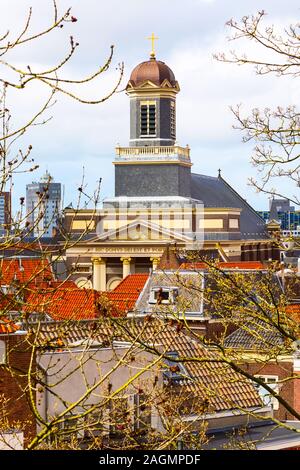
[280,262,285,290]
[18,259,24,272]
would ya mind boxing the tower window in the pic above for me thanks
[140,101,156,136]
[170,101,176,139]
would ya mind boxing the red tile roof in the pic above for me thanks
[101,292,138,315]
[99,274,149,315]
[113,273,149,294]
[0,258,54,286]
[286,304,300,312]
[0,318,20,334]
[23,274,149,320]
[180,261,264,270]
[36,280,77,290]
[24,288,101,321]
[286,304,300,323]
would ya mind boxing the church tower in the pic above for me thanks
[114,36,192,198]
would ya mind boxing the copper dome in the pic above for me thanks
[129,58,176,87]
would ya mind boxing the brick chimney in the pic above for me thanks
[157,244,180,270]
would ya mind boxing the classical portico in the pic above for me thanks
[64,197,274,291]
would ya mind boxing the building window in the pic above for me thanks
[84,409,109,439]
[163,351,189,384]
[134,393,151,432]
[229,218,239,229]
[140,101,156,136]
[254,375,279,410]
[149,287,179,305]
[170,101,176,139]
[56,413,84,439]
[109,397,128,436]
[0,340,6,364]
[72,263,91,274]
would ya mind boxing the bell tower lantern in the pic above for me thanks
[126,44,180,147]
[114,38,191,198]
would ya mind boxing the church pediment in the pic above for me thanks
[126,80,159,90]
[136,80,160,89]
[160,79,180,91]
[85,219,194,244]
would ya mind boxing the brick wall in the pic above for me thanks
[0,334,36,446]
[293,371,300,417]
[205,320,238,342]
[242,361,294,420]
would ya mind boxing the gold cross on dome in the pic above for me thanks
[147,33,159,59]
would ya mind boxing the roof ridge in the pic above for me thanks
[191,173,217,181]
[217,174,266,224]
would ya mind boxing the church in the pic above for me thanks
[63,41,274,291]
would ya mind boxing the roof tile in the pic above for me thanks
[113,274,148,294]
[24,288,101,320]
[29,317,262,412]
[0,258,54,286]
[0,318,20,334]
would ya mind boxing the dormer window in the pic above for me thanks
[163,351,189,384]
[149,287,179,305]
[140,101,156,136]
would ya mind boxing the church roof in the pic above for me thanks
[191,173,269,240]
[129,58,177,87]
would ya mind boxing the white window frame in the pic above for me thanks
[255,375,279,410]
[149,287,179,305]
[132,393,152,432]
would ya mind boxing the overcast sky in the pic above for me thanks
[2,0,300,211]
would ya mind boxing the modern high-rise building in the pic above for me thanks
[258,199,300,231]
[26,171,61,238]
[0,192,11,234]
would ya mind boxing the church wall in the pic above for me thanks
[129,98,139,144]
[115,163,191,197]
[178,164,192,198]
[160,98,174,143]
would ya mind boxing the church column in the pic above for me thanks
[150,257,160,271]
[121,257,131,279]
[92,257,106,292]
[130,258,136,274]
